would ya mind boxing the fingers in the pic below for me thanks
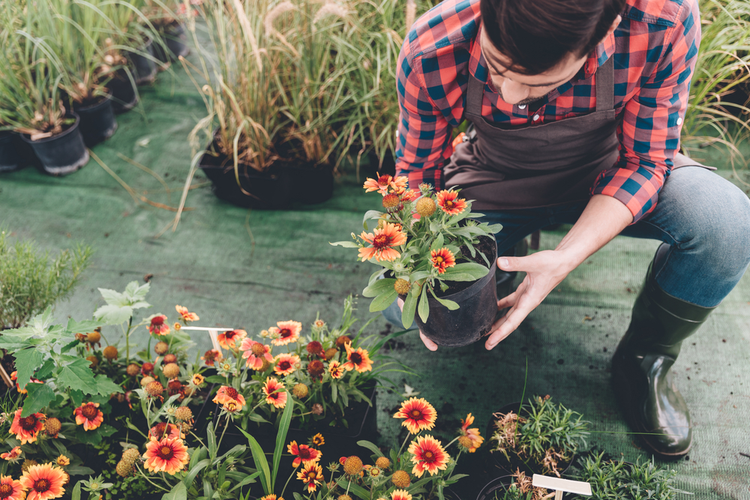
[397,297,404,311]
[420,330,438,351]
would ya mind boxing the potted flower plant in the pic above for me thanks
[476,471,549,500]
[488,396,589,478]
[332,174,502,347]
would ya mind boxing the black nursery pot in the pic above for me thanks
[154,22,190,62]
[476,475,513,500]
[129,37,158,85]
[409,236,498,347]
[107,70,138,113]
[0,132,21,173]
[20,113,89,176]
[74,96,118,147]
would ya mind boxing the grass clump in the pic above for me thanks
[0,230,92,329]
[578,452,680,500]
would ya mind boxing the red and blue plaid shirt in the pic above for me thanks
[396,0,700,221]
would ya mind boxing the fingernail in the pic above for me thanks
[486,342,496,350]
[498,258,509,268]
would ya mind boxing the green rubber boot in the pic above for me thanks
[611,258,716,458]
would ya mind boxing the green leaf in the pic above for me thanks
[335,477,370,500]
[450,262,490,278]
[57,359,99,395]
[70,390,84,408]
[183,459,210,488]
[94,375,123,396]
[65,319,105,334]
[330,241,359,248]
[430,233,444,251]
[438,272,479,282]
[362,210,384,226]
[332,382,338,403]
[357,440,384,457]
[362,278,396,298]
[21,383,56,417]
[229,471,260,492]
[401,290,418,329]
[431,293,460,311]
[418,284,430,323]
[272,392,294,489]
[162,482,187,500]
[71,481,82,500]
[14,348,43,390]
[368,288,398,313]
[35,359,56,380]
[247,413,269,424]
[240,430,270,494]
[92,304,133,325]
[207,422,217,460]
[66,465,95,476]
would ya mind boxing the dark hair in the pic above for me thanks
[480,0,627,75]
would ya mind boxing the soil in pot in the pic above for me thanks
[402,235,498,348]
[74,95,118,147]
[0,132,22,173]
[20,113,89,176]
[106,70,139,113]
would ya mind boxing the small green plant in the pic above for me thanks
[577,452,680,500]
[490,395,590,477]
[0,230,92,329]
[490,470,548,500]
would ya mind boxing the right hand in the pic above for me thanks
[397,297,438,351]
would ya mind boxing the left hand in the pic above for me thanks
[485,250,575,350]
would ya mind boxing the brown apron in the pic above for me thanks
[444,55,706,210]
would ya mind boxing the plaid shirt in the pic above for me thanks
[396,0,700,221]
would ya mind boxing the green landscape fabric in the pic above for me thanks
[1,59,750,498]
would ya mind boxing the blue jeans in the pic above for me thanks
[383,167,750,326]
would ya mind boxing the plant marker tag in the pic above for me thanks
[179,326,235,352]
[532,475,592,499]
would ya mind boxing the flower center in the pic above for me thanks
[20,415,38,431]
[351,352,363,364]
[33,479,50,493]
[424,451,434,460]
[411,409,422,418]
[279,361,291,371]
[279,328,292,338]
[251,344,266,356]
[0,484,13,497]
[445,200,455,208]
[434,256,444,264]
[81,405,98,419]
[225,387,239,399]
[305,472,316,481]
[300,448,311,459]
[372,234,390,249]
[377,175,390,185]
[159,446,174,460]
[151,316,164,326]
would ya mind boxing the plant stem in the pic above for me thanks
[398,430,413,457]
[135,464,169,492]
[280,466,297,499]
[126,316,133,362]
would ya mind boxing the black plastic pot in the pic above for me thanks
[487,402,576,477]
[0,132,22,173]
[74,96,118,147]
[20,114,89,176]
[476,475,513,500]
[407,236,498,347]
[106,70,138,113]
[129,37,157,85]
[154,22,190,62]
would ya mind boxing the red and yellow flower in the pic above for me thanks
[175,305,199,322]
[459,413,484,453]
[436,190,467,215]
[296,461,324,493]
[143,437,190,475]
[240,339,273,370]
[201,349,223,367]
[287,441,321,467]
[363,174,395,195]
[20,463,67,500]
[408,435,450,477]
[342,343,372,373]
[358,223,407,262]
[74,402,104,431]
[213,386,246,411]
[270,321,302,346]
[393,398,437,434]
[273,353,301,376]
[260,496,283,500]
[149,422,182,441]
[0,475,24,500]
[310,433,325,447]
[218,329,247,350]
[328,361,344,379]
[148,314,170,336]
[430,248,456,274]
[391,490,413,500]
[10,409,45,445]
[263,378,287,408]
[0,447,21,462]
[401,188,420,202]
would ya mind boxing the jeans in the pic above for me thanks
[383,167,750,327]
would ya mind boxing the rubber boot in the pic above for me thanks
[611,254,716,458]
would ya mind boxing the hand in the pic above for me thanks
[397,297,438,351]
[485,250,575,350]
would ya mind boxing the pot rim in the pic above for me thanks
[19,113,81,144]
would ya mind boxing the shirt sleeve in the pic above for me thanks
[591,0,700,222]
[394,40,455,190]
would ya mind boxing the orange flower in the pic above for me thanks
[342,343,373,373]
[287,441,321,467]
[0,447,21,462]
[213,386,246,411]
[459,413,484,453]
[358,223,407,262]
[310,433,325,447]
[192,374,205,386]
[175,305,199,322]
[270,321,302,346]
[296,461,324,493]
[240,339,273,370]
[274,353,301,376]
[430,248,456,274]
[436,190,467,215]
[149,422,182,441]
[394,398,437,434]
[218,329,247,350]
[10,409,45,444]
[74,402,104,431]
[408,435,450,477]
[260,496,283,500]
[143,437,190,475]
[328,361,344,379]
[0,475,25,500]
[263,378,287,409]
[391,490,413,500]
[363,174,394,195]
[201,349,223,367]
[10,371,43,394]
[401,189,420,202]
[148,314,170,336]
[20,463,67,500]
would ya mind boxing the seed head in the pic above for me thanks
[458,435,473,450]
[116,460,133,477]
[141,362,155,375]
[415,197,436,217]
[145,381,164,396]
[375,456,391,470]
[162,363,180,379]
[338,496,352,500]
[163,353,177,364]
[103,346,118,360]
[335,336,351,351]
[175,406,193,422]
[86,355,99,367]
[394,279,410,295]
[87,330,101,344]
[311,403,324,415]
[154,341,169,355]
[140,376,155,387]
[122,448,141,465]
[292,383,309,398]
[343,456,363,476]
[126,364,140,377]
[306,341,323,356]
[324,348,338,360]
[382,193,401,211]
[21,459,38,472]
[307,360,325,377]
[251,343,266,356]
[46,417,62,437]
[392,470,411,488]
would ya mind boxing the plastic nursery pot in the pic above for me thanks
[282,163,335,205]
[405,235,498,348]
[476,475,513,500]
[20,113,89,176]
[153,22,190,62]
[0,132,22,173]
[486,402,576,477]
[74,95,118,147]
[106,70,138,113]
[128,37,158,85]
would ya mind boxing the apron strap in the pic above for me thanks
[467,73,485,117]
[595,55,614,112]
